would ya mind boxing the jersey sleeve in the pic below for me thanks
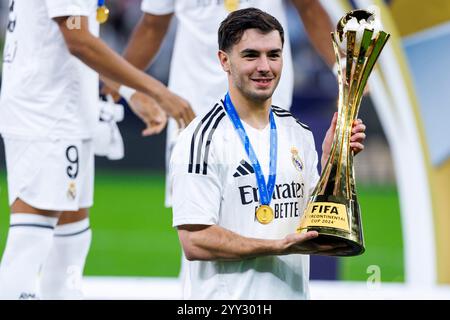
[141,0,175,15]
[170,121,223,228]
[45,0,92,18]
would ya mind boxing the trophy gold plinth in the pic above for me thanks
[296,9,390,256]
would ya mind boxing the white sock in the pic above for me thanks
[0,213,58,300]
[40,218,92,300]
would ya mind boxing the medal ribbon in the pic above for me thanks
[224,93,277,207]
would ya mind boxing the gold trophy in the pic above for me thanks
[296,9,390,256]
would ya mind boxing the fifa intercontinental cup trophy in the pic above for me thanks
[297,9,390,256]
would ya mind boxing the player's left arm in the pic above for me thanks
[290,0,336,68]
[55,16,194,128]
[321,112,366,170]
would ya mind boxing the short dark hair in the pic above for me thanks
[218,8,284,52]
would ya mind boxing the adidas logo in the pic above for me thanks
[233,160,254,177]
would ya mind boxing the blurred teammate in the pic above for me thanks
[171,8,367,299]
[0,0,194,299]
[122,0,337,207]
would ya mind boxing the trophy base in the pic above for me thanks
[297,195,365,256]
[301,226,365,257]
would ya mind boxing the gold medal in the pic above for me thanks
[96,5,109,24]
[224,0,239,12]
[256,205,274,224]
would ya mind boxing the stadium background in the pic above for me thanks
[0,0,448,298]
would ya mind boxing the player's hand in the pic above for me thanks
[322,112,366,161]
[128,92,168,136]
[280,231,348,255]
[156,89,195,129]
[350,118,366,155]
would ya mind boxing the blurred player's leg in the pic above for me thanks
[0,200,59,300]
[40,209,91,300]
[0,138,94,299]
[40,139,94,299]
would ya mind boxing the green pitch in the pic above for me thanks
[339,184,404,282]
[0,171,403,281]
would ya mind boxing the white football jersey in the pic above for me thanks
[0,0,99,139]
[171,97,320,299]
[141,0,294,113]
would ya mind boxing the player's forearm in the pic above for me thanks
[178,225,283,261]
[56,16,168,104]
[291,0,335,67]
[73,35,167,100]
[122,13,173,70]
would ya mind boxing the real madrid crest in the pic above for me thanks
[224,0,239,12]
[67,182,77,200]
[291,147,304,172]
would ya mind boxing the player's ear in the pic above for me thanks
[218,50,230,73]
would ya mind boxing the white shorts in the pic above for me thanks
[2,136,94,211]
